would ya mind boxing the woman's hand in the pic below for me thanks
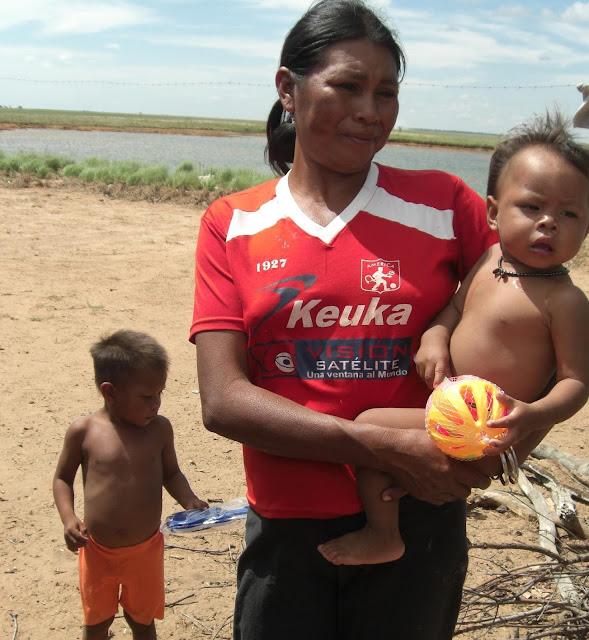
[379,428,491,505]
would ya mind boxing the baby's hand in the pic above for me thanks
[483,393,540,454]
[414,342,451,389]
[63,517,88,553]
[185,496,209,511]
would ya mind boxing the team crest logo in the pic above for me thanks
[361,259,400,293]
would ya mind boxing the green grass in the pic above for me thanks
[0,107,501,148]
[0,107,266,135]
[390,128,501,150]
[0,150,273,192]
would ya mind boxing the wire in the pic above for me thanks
[0,76,577,90]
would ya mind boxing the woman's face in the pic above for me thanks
[279,38,400,176]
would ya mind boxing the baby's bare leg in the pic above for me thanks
[318,466,404,565]
[318,407,423,566]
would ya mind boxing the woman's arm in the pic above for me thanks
[195,330,491,505]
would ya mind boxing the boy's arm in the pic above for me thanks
[485,285,589,453]
[53,420,88,552]
[415,247,494,389]
[161,418,208,511]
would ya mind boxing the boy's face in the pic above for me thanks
[487,146,589,270]
[108,368,167,428]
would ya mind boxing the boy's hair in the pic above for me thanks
[487,109,589,197]
[90,329,169,388]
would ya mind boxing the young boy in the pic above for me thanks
[318,111,589,566]
[53,329,208,639]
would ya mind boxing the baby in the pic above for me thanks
[319,111,589,566]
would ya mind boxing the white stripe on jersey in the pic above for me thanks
[226,162,455,243]
[365,188,455,240]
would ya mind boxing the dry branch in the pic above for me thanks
[522,462,588,539]
[518,472,582,607]
[165,543,234,555]
[531,443,589,478]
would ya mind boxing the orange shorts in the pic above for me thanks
[78,529,165,626]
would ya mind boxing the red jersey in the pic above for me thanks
[191,163,496,519]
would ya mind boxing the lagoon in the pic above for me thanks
[0,128,492,195]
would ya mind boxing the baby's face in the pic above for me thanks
[113,369,167,427]
[488,146,589,271]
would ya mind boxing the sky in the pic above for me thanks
[1,0,588,137]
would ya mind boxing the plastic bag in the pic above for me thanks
[161,497,249,535]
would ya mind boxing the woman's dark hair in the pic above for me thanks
[266,0,406,175]
[487,109,589,197]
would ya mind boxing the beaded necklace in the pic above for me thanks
[493,256,570,279]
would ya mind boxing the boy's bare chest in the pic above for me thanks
[84,428,163,479]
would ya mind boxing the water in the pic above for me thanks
[0,128,491,195]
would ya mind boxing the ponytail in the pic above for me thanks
[265,100,296,176]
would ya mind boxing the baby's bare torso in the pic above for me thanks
[450,246,566,401]
[81,410,166,548]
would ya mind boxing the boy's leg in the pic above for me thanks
[119,531,165,631]
[318,407,423,565]
[79,539,119,633]
[123,611,157,640]
[82,616,115,640]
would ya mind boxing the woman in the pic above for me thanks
[190,1,495,638]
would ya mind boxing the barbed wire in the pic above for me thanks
[0,76,576,90]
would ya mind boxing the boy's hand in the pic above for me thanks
[63,517,88,553]
[184,496,209,511]
[414,342,452,389]
[483,393,540,454]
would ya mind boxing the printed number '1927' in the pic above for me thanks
[256,259,287,272]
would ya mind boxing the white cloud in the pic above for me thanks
[562,2,589,22]
[148,35,282,60]
[495,5,529,18]
[0,45,114,70]
[0,1,157,35]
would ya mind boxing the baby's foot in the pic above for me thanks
[317,526,405,566]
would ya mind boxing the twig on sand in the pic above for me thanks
[10,613,18,640]
[166,593,196,607]
[179,611,213,633]
[211,613,233,640]
[165,543,233,555]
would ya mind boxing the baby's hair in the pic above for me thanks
[487,109,589,197]
[90,329,169,388]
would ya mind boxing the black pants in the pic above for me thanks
[234,496,468,640]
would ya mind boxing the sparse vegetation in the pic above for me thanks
[0,150,273,194]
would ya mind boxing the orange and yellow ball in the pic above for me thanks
[425,376,507,460]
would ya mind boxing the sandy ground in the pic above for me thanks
[0,181,588,639]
